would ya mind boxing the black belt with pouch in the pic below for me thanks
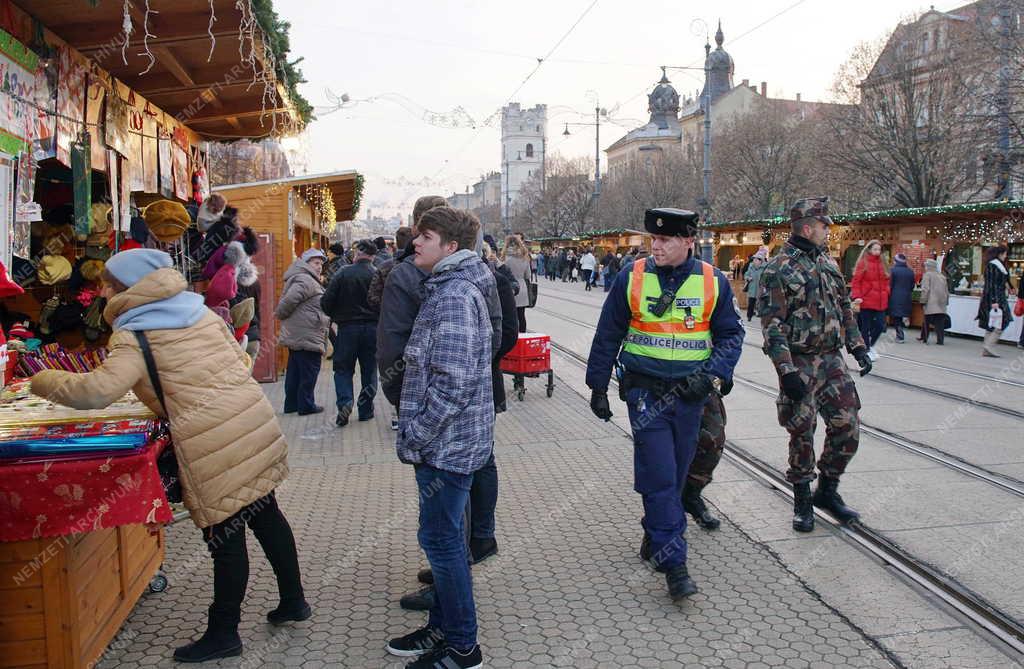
[621,370,676,398]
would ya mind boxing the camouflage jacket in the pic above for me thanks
[756,238,865,376]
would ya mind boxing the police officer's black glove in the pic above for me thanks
[590,389,613,421]
[852,348,873,377]
[679,373,715,402]
[780,372,807,402]
[720,378,733,396]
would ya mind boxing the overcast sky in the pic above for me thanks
[277,0,938,219]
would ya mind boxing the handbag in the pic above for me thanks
[527,282,538,308]
[133,330,182,504]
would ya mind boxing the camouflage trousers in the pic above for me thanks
[776,351,860,484]
[687,390,726,490]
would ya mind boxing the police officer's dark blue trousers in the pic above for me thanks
[627,388,707,570]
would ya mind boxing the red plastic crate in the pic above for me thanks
[500,354,550,375]
[507,333,550,358]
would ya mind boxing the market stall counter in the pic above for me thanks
[0,381,172,669]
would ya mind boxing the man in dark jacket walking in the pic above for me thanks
[888,253,915,343]
[322,240,380,426]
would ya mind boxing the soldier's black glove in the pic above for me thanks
[720,378,733,396]
[679,373,715,402]
[780,372,807,402]
[852,348,873,377]
[590,389,613,421]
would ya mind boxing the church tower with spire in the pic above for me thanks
[701,21,735,107]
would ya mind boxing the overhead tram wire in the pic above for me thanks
[434,0,601,179]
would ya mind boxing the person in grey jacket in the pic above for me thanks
[276,249,330,415]
[742,249,767,321]
[918,258,949,344]
[503,235,533,332]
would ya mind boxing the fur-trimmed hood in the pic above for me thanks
[224,241,248,267]
[236,257,259,287]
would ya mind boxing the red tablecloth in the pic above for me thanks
[0,437,174,542]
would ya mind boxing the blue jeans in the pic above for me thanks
[332,322,378,419]
[415,464,477,650]
[626,388,706,570]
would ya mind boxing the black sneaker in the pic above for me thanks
[407,645,482,668]
[399,585,435,611]
[385,626,445,658]
[336,406,351,427]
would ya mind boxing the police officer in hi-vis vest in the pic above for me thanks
[586,208,744,600]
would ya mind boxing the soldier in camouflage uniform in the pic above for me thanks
[756,197,873,532]
[683,389,728,530]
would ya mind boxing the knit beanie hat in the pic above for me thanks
[105,248,172,287]
[300,248,326,263]
[925,258,938,269]
[895,253,908,264]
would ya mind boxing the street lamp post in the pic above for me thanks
[701,40,714,262]
[563,107,607,215]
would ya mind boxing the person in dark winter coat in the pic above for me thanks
[977,245,1012,357]
[887,253,916,343]
[322,240,380,426]
[367,226,414,310]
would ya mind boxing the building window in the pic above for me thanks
[920,32,930,54]
[526,143,534,158]
[536,125,540,132]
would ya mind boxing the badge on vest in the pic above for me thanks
[684,314,696,330]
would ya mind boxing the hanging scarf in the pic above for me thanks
[990,258,1008,275]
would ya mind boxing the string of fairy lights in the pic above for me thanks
[297,184,337,232]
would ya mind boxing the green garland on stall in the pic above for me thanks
[251,0,314,126]
[350,173,365,219]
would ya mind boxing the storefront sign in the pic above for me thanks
[719,233,741,246]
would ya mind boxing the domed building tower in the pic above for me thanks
[605,68,683,179]
[701,21,735,108]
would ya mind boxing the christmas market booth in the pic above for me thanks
[0,2,308,668]
[213,170,363,381]
[708,200,1024,340]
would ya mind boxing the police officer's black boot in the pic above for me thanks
[665,564,698,600]
[682,483,720,531]
[792,482,814,532]
[812,475,860,524]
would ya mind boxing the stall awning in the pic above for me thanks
[213,170,360,222]
[13,0,302,139]
[705,200,1024,231]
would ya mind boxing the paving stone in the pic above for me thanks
[94,369,896,668]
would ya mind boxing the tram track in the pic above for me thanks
[546,337,1024,658]
[534,305,1024,499]
[536,297,1024,420]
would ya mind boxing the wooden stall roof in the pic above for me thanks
[13,0,300,139]
[705,200,1024,231]
[213,170,359,222]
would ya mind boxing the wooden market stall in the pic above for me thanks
[0,3,307,667]
[708,200,1024,339]
[213,171,360,380]
[582,228,649,255]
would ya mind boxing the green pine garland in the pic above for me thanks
[251,0,314,126]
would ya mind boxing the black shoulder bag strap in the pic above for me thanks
[132,330,167,414]
[133,330,182,503]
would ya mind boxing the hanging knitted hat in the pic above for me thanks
[144,200,190,243]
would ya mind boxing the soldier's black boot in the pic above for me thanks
[812,475,860,524]
[792,482,814,532]
[683,483,720,531]
[665,564,698,600]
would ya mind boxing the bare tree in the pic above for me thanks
[709,100,836,222]
[597,150,700,229]
[826,23,993,208]
[513,155,597,237]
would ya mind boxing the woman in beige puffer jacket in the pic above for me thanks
[31,249,310,663]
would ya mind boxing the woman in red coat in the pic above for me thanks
[850,239,890,360]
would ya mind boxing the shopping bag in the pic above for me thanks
[527,282,538,308]
[989,305,1003,329]
[1014,299,1024,318]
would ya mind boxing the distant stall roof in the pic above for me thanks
[214,170,361,222]
[705,200,1024,230]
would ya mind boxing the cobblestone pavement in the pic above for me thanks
[100,369,895,668]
